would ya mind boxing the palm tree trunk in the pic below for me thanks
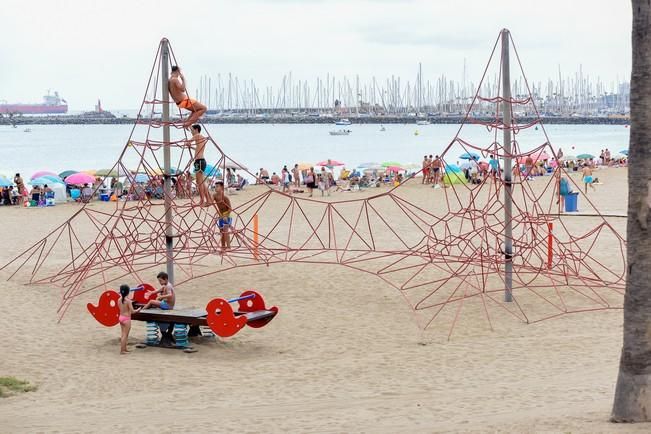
[612,0,651,422]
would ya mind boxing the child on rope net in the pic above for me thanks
[213,181,233,252]
[136,272,176,311]
[168,66,207,129]
[118,284,134,355]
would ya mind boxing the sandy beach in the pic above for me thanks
[0,166,646,433]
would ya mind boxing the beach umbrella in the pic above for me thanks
[0,176,13,187]
[195,164,222,178]
[59,170,78,179]
[134,173,149,183]
[358,162,380,168]
[147,167,179,176]
[385,166,404,173]
[224,160,247,170]
[83,169,97,176]
[65,172,96,185]
[296,162,313,170]
[620,149,629,156]
[29,177,56,186]
[576,153,595,159]
[95,168,119,177]
[529,151,550,162]
[30,170,59,180]
[459,152,480,160]
[41,175,65,184]
[316,159,345,167]
[381,161,402,167]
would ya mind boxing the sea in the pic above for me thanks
[0,123,629,180]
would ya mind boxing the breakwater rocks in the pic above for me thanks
[0,114,630,126]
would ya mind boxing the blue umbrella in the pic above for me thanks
[29,177,56,186]
[459,152,480,160]
[42,175,65,184]
[620,149,628,156]
[134,173,149,183]
[0,176,13,187]
[195,164,222,178]
[358,162,380,168]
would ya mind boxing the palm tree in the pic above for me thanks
[612,0,651,422]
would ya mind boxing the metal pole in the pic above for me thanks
[161,39,174,284]
[501,29,513,302]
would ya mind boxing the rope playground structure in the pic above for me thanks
[1,30,626,339]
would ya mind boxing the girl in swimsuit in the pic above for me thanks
[118,284,134,355]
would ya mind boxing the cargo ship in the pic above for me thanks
[0,91,68,114]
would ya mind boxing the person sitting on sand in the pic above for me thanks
[581,164,596,194]
[168,66,207,129]
[137,271,175,311]
[213,181,232,251]
[118,284,134,354]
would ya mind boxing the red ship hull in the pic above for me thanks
[0,104,68,114]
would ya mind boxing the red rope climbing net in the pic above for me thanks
[1,33,626,337]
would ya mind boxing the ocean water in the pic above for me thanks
[0,123,629,179]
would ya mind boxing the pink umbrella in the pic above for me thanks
[517,151,550,164]
[65,172,96,185]
[385,166,404,173]
[31,170,59,180]
[316,159,345,167]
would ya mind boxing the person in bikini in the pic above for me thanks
[117,284,134,354]
[213,181,232,251]
[137,271,175,311]
[188,124,212,206]
[168,66,207,128]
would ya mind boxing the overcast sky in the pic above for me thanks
[0,0,632,110]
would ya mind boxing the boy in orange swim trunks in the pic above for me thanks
[169,66,207,128]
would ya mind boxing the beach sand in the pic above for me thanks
[0,166,647,433]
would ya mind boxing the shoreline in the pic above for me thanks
[0,115,630,126]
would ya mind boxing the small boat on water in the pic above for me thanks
[380,125,386,131]
[335,118,352,126]
[416,120,430,126]
[23,128,32,132]
[329,129,351,136]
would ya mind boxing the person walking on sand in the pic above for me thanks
[188,124,212,206]
[213,181,233,251]
[292,164,301,188]
[117,284,134,355]
[421,155,429,184]
[581,164,596,194]
[169,66,207,129]
[305,167,316,197]
[431,155,442,188]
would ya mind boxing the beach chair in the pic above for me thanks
[81,187,93,203]
[70,189,81,201]
[45,191,55,206]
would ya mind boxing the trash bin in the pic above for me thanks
[565,192,579,212]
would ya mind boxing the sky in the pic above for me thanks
[0,0,632,110]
